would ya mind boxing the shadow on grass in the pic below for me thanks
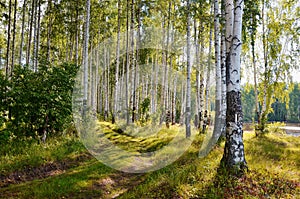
[246,134,300,170]
[0,158,112,198]
[199,168,299,199]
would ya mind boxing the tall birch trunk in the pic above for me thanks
[19,0,26,65]
[83,0,90,117]
[194,18,200,129]
[205,1,214,115]
[75,0,79,65]
[251,15,260,135]
[259,0,268,134]
[35,1,41,69]
[199,22,205,130]
[11,0,17,71]
[32,0,38,71]
[26,0,35,66]
[185,0,191,138]
[125,0,130,124]
[220,0,227,136]
[6,0,12,78]
[212,0,222,139]
[221,0,247,174]
[114,0,121,122]
[47,0,52,63]
[164,0,172,117]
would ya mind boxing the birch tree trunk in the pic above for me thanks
[258,0,268,134]
[221,0,247,174]
[19,0,26,65]
[199,22,205,130]
[205,1,214,115]
[75,0,79,65]
[125,0,130,124]
[33,0,38,71]
[6,0,12,78]
[11,0,17,71]
[26,0,35,66]
[212,0,222,139]
[114,0,121,122]
[47,0,52,63]
[194,18,200,129]
[35,1,41,69]
[185,0,191,138]
[172,73,177,125]
[83,0,90,117]
[251,15,260,136]
[160,17,166,125]
[164,0,172,120]
[220,0,227,136]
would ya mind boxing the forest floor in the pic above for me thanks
[0,122,300,199]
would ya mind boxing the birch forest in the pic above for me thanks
[0,0,300,198]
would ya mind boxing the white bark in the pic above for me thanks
[125,0,130,124]
[199,22,205,128]
[220,0,227,135]
[227,0,243,92]
[194,18,200,128]
[185,0,191,138]
[205,1,214,113]
[221,0,247,172]
[19,0,26,65]
[6,0,12,77]
[114,0,121,119]
[32,0,38,71]
[26,0,34,66]
[212,0,222,138]
[83,0,90,116]
[11,0,17,70]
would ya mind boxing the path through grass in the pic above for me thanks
[0,123,299,198]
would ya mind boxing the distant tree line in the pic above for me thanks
[242,83,300,123]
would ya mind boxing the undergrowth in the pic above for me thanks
[0,123,299,198]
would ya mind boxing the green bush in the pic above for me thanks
[0,63,79,141]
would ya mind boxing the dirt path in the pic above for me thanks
[0,153,93,188]
[90,172,145,198]
[0,152,147,198]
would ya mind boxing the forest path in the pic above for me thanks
[0,151,146,198]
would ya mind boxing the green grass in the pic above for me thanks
[0,136,87,175]
[1,124,299,198]
[99,121,179,153]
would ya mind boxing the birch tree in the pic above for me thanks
[83,0,90,116]
[205,1,214,116]
[5,0,12,78]
[11,0,17,71]
[26,0,34,66]
[212,0,223,139]
[186,0,191,138]
[220,0,227,136]
[220,0,247,174]
[19,0,26,65]
[113,0,121,122]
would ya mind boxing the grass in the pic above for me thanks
[0,123,299,198]
[0,136,86,175]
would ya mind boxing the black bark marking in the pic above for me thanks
[232,69,238,75]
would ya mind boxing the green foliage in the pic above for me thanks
[0,73,8,128]
[139,97,150,124]
[266,122,286,134]
[288,83,300,122]
[0,63,79,141]
[241,83,256,122]
[241,83,299,123]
